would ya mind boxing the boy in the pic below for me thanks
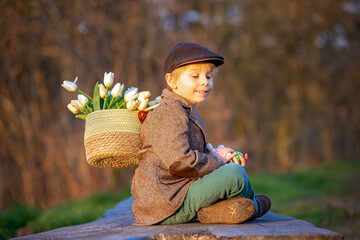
[131,42,271,225]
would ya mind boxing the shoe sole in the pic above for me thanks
[197,198,255,224]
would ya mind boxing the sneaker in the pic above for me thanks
[197,198,255,224]
[254,195,271,218]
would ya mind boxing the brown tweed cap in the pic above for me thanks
[163,42,224,74]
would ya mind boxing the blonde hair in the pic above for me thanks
[166,62,217,90]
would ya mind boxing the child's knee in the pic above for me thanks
[220,163,248,186]
[222,163,246,175]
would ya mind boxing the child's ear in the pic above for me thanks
[165,73,177,89]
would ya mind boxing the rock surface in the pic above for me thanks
[13,197,343,240]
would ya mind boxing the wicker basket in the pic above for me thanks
[84,109,142,168]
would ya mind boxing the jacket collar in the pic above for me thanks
[161,89,208,143]
[161,89,194,110]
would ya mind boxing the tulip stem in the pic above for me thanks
[77,90,93,102]
[85,104,92,114]
[103,87,108,110]
[118,100,126,109]
[79,109,87,115]
[108,97,115,109]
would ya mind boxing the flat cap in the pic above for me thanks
[163,42,224,74]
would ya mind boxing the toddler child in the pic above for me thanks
[131,42,271,225]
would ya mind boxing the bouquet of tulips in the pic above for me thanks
[61,72,161,120]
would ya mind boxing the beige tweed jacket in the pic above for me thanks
[131,89,225,225]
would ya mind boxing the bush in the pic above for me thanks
[0,203,40,240]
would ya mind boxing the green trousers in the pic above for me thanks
[160,163,259,224]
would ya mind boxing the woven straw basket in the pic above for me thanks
[84,109,143,168]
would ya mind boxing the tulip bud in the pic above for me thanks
[104,72,114,88]
[124,87,138,96]
[120,84,125,96]
[124,87,139,102]
[126,101,132,110]
[138,91,151,101]
[115,83,124,98]
[155,96,162,104]
[99,83,106,98]
[111,83,122,98]
[67,103,79,114]
[74,100,84,109]
[138,99,149,111]
[148,100,157,107]
[61,76,78,92]
[77,94,89,107]
[126,100,140,111]
[70,100,80,111]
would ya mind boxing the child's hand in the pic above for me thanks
[237,153,249,167]
[226,152,249,167]
[214,145,235,163]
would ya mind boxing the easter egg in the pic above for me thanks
[232,151,244,163]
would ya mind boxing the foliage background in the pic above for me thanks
[0,0,359,212]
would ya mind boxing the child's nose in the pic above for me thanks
[200,75,208,85]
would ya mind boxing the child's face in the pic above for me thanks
[168,63,214,104]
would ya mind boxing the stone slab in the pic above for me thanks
[12,197,344,240]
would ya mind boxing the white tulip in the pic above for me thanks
[155,96,162,103]
[148,100,157,107]
[77,94,89,107]
[124,87,139,102]
[61,76,78,92]
[70,100,79,109]
[126,100,140,110]
[99,83,106,98]
[74,100,84,109]
[67,103,79,114]
[138,91,151,101]
[111,83,123,98]
[138,99,149,111]
[103,72,114,88]
[124,87,137,95]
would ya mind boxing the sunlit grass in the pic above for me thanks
[249,160,360,239]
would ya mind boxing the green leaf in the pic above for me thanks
[86,101,94,112]
[75,114,86,120]
[114,96,123,102]
[88,101,94,108]
[93,82,100,111]
[109,103,117,109]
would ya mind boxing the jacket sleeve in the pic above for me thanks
[146,102,225,179]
